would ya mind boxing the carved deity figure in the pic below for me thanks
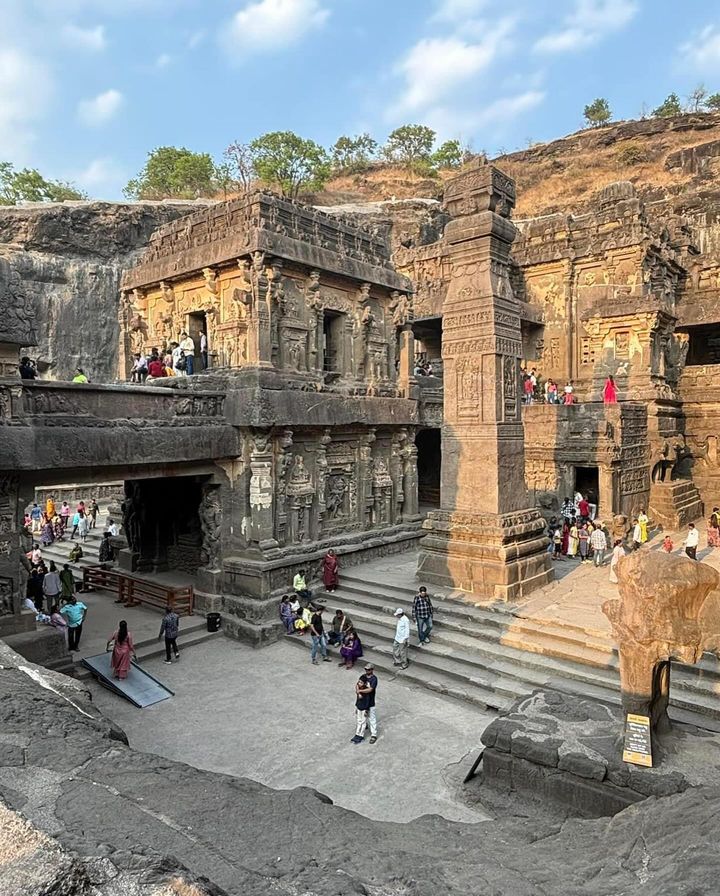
[199,487,222,570]
[121,483,142,555]
[326,474,347,519]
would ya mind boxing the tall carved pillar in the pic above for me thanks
[249,430,277,551]
[240,254,273,367]
[358,429,376,529]
[397,325,415,397]
[418,163,552,600]
[0,475,25,635]
[275,429,293,546]
[315,429,331,536]
[401,429,420,520]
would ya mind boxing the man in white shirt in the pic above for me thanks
[179,331,196,375]
[684,523,699,560]
[200,332,208,370]
[106,519,119,538]
[392,608,410,670]
[631,518,642,551]
[589,524,608,567]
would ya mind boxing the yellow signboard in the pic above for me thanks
[623,713,652,767]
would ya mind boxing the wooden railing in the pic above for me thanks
[82,566,194,616]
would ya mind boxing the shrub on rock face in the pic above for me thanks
[616,143,649,166]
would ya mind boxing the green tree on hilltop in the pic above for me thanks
[432,139,466,170]
[249,131,330,199]
[0,162,87,205]
[331,133,378,174]
[583,97,612,128]
[705,93,720,111]
[383,124,436,170]
[123,147,217,199]
[652,93,682,118]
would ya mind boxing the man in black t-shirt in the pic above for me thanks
[310,606,331,664]
[351,663,378,744]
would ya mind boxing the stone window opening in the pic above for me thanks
[322,310,345,373]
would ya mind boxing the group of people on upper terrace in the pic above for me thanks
[521,368,618,405]
[130,330,208,382]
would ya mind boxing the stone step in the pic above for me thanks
[74,619,219,680]
[332,579,615,666]
[323,575,720,725]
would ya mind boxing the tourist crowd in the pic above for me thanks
[130,331,208,382]
[520,368,618,406]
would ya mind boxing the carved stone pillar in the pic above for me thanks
[358,429,376,529]
[249,429,277,550]
[241,254,273,367]
[0,475,27,636]
[418,163,551,600]
[397,324,415,398]
[267,258,283,367]
[275,429,293,546]
[315,429,331,537]
[402,430,420,520]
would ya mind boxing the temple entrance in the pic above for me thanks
[574,465,599,508]
[416,428,441,508]
[188,312,207,369]
[122,476,204,575]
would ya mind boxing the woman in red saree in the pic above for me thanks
[322,549,339,592]
[603,375,618,404]
[107,620,135,680]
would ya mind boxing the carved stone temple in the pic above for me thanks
[1,153,720,643]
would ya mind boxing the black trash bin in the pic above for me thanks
[206,612,221,633]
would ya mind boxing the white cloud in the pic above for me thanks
[430,0,487,23]
[77,88,123,126]
[222,0,329,55]
[391,19,515,117]
[679,25,720,73]
[534,0,637,54]
[61,23,106,51]
[0,47,52,158]
[155,52,172,68]
[72,157,126,196]
[421,89,546,140]
[188,29,206,49]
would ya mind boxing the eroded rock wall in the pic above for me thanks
[0,201,207,382]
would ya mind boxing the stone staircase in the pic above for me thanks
[649,479,704,531]
[285,566,720,730]
[37,527,108,586]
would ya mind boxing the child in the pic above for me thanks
[662,535,674,553]
[552,527,564,561]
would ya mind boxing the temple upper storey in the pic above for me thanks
[118,192,413,393]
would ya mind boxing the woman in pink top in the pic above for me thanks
[107,620,135,680]
[603,375,618,404]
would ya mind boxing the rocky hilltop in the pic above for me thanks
[0,201,206,382]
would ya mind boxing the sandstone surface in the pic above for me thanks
[2,641,720,895]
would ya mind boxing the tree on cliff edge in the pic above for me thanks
[383,125,436,171]
[0,163,87,204]
[249,131,330,199]
[123,147,217,199]
[652,93,682,118]
[583,98,612,128]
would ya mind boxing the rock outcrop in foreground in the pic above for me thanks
[1,642,720,896]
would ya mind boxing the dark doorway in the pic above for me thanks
[416,429,441,508]
[125,476,203,574]
[323,310,344,373]
[574,466,599,507]
[188,312,207,369]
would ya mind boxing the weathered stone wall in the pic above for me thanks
[0,201,206,382]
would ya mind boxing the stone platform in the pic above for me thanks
[480,689,720,817]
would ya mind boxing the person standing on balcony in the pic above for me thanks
[603,375,618,404]
[179,331,196,375]
[200,331,208,370]
[563,381,575,404]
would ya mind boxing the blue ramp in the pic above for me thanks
[81,653,174,708]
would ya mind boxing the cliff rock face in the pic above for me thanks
[0,201,207,382]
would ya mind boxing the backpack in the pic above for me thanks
[175,354,187,371]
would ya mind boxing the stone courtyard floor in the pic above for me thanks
[87,636,493,825]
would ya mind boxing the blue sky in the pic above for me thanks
[2,0,720,199]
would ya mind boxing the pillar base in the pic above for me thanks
[417,508,552,601]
